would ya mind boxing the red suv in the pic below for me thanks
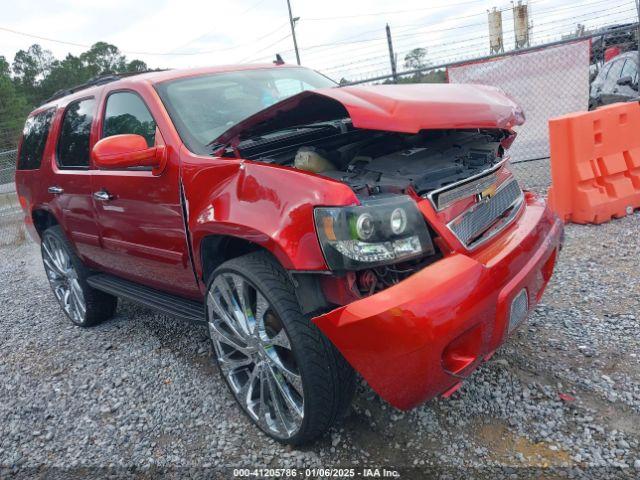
[15,64,563,444]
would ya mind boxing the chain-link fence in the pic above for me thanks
[0,177,25,248]
[343,24,639,195]
[1,70,27,247]
[1,24,638,246]
[0,147,24,247]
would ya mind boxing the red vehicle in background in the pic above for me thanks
[15,64,563,444]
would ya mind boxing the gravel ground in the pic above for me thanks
[0,212,638,479]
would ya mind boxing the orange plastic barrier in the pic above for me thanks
[547,101,640,224]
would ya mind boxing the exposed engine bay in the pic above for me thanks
[233,121,510,197]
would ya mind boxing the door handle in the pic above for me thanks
[93,190,113,201]
[48,186,64,195]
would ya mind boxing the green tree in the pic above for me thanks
[40,54,92,101]
[401,48,442,83]
[0,42,151,151]
[403,47,429,71]
[125,59,148,73]
[0,71,29,149]
[12,44,55,103]
[80,42,126,76]
[0,56,10,77]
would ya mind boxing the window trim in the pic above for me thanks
[599,62,613,80]
[100,88,159,146]
[608,59,626,80]
[620,58,638,80]
[55,96,96,171]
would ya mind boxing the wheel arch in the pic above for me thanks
[198,232,283,285]
[31,208,60,239]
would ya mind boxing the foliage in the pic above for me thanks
[0,56,10,77]
[80,42,126,77]
[398,69,447,84]
[12,45,55,105]
[404,48,430,71]
[0,56,30,149]
[379,68,446,85]
[0,42,150,151]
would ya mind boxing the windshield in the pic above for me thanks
[155,67,337,154]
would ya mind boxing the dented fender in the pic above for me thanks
[180,145,359,284]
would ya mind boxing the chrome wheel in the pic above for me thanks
[207,272,304,439]
[42,234,86,324]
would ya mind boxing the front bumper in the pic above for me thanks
[312,192,563,410]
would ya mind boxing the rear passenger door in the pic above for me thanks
[91,90,199,298]
[49,97,103,263]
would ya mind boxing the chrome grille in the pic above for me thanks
[433,170,500,210]
[448,179,522,248]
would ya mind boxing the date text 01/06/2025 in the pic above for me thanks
[232,467,401,478]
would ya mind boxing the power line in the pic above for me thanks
[302,0,634,66]
[240,32,292,63]
[271,0,631,63]
[333,15,634,75]
[167,19,288,56]
[317,7,636,79]
[0,20,291,57]
[302,0,492,21]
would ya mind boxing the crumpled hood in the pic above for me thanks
[213,83,525,146]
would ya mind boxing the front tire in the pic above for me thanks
[41,226,117,327]
[206,252,355,445]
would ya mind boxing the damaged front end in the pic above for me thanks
[213,84,525,297]
[210,83,562,411]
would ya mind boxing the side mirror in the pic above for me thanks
[92,134,166,174]
[617,75,634,87]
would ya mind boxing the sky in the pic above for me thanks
[0,0,638,82]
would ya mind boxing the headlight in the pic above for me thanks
[390,208,407,234]
[314,195,435,271]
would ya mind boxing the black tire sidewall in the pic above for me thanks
[206,253,345,445]
[41,226,116,327]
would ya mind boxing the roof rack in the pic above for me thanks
[42,70,164,105]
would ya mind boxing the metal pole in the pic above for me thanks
[636,0,640,71]
[386,24,398,83]
[286,0,301,65]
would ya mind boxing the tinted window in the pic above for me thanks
[57,98,95,168]
[103,92,156,147]
[17,109,55,170]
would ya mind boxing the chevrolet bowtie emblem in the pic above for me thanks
[477,184,497,202]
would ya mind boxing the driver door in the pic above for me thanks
[90,89,199,299]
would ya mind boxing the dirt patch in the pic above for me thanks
[473,420,571,467]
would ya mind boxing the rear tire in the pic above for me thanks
[206,251,356,445]
[41,225,117,327]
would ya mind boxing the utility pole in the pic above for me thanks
[286,0,301,65]
[386,24,398,83]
